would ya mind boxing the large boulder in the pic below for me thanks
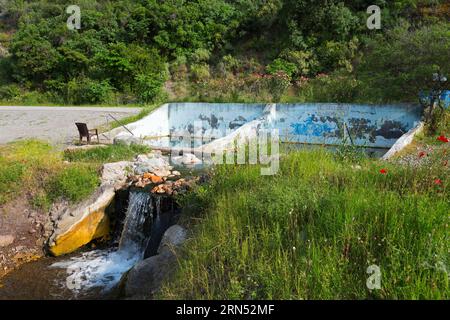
[123,250,176,298]
[123,225,187,298]
[134,152,172,176]
[157,225,187,254]
[48,185,114,256]
[101,161,133,186]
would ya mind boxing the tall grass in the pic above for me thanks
[64,144,150,163]
[0,140,149,209]
[161,150,449,299]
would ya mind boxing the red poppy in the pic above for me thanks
[418,151,427,158]
[434,179,442,185]
[437,135,449,143]
[379,169,387,174]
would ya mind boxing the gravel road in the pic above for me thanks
[0,106,141,145]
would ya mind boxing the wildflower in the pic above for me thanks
[418,151,427,158]
[379,169,387,174]
[434,179,442,185]
[437,135,449,143]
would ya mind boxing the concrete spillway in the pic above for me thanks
[113,102,423,153]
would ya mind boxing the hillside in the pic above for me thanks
[0,0,449,106]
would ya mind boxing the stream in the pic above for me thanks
[0,190,176,300]
[0,146,387,300]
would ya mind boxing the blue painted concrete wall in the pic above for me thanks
[271,104,422,148]
[168,103,266,138]
[118,103,423,149]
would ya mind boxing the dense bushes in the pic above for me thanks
[357,22,450,102]
[0,0,448,104]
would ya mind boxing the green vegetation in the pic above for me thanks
[417,108,450,145]
[63,144,150,163]
[0,140,98,208]
[0,1,448,105]
[47,166,99,203]
[161,149,449,299]
[0,140,148,208]
[107,105,159,130]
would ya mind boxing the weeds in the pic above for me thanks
[64,144,150,163]
[161,149,449,299]
[0,140,148,208]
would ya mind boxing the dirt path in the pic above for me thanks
[0,106,141,145]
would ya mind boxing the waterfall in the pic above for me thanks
[119,191,153,254]
[51,190,159,294]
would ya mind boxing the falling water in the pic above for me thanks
[118,192,153,254]
[51,190,157,294]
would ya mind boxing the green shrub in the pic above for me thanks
[0,84,21,101]
[266,71,291,101]
[190,48,211,64]
[190,63,211,83]
[266,58,297,79]
[135,74,167,104]
[279,50,319,77]
[308,72,361,103]
[67,77,113,105]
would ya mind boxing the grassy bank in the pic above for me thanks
[161,149,449,299]
[0,140,149,209]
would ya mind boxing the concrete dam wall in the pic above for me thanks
[114,102,423,150]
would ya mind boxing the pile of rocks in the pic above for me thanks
[128,151,199,196]
[131,171,198,196]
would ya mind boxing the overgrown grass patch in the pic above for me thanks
[0,140,148,209]
[47,166,99,203]
[161,150,449,299]
[64,144,150,163]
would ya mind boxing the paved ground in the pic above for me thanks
[0,106,141,146]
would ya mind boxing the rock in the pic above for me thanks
[0,235,14,247]
[136,154,149,162]
[157,225,187,254]
[152,168,172,178]
[48,186,113,256]
[114,135,142,146]
[14,246,26,252]
[101,161,133,188]
[124,250,176,298]
[143,173,164,184]
[172,171,181,176]
[134,155,171,175]
[171,153,202,166]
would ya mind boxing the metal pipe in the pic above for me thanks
[108,113,134,136]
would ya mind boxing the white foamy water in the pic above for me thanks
[51,191,154,293]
